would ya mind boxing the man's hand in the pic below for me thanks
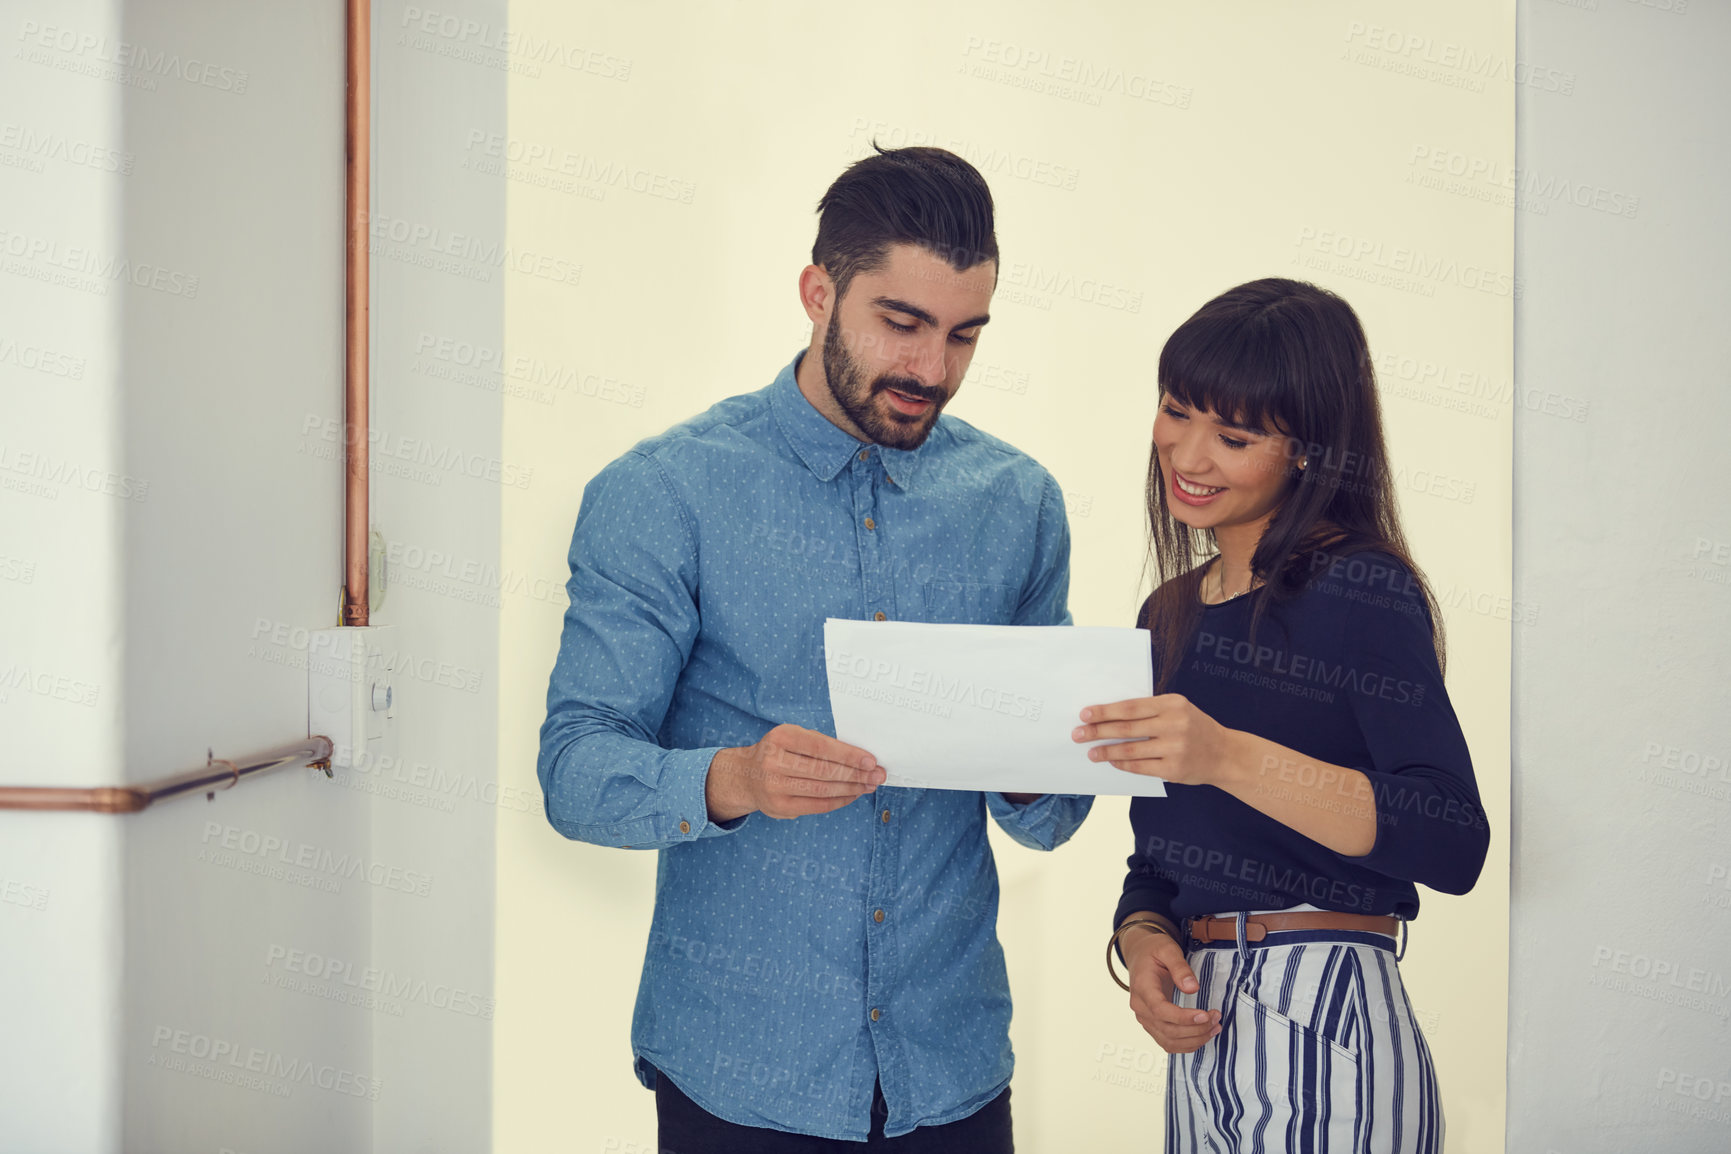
[706,724,886,822]
[1122,924,1220,1054]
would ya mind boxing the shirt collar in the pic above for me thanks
[770,352,931,490]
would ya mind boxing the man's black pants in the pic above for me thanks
[653,1069,1014,1153]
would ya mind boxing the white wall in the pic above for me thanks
[369,0,507,1149]
[108,4,377,1152]
[1508,1,1731,1149]
[93,4,375,1148]
[0,2,126,1147]
[0,2,505,1150]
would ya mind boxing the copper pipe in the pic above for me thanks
[342,0,371,626]
[0,737,336,814]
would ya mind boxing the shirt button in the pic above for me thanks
[870,1008,881,1022]
[859,450,870,462]
[873,909,885,923]
[874,611,886,621]
[881,809,891,823]
[864,517,876,530]
[678,820,690,835]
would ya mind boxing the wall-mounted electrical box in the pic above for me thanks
[307,625,398,771]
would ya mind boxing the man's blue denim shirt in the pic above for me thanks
[538,354,1092,1140]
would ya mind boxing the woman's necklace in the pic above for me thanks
[1213,562,1256,602]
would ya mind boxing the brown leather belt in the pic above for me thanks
[1187,912,1398,944]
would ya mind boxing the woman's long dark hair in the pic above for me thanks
[1143,278,1444,688]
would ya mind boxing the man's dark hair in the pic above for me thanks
[812,145,998,299]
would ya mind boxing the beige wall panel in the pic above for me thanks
[497,4,1513,1150]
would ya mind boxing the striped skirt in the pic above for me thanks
[1166,925,1443,1153]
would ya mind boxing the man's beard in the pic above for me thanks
[822,309,947,451]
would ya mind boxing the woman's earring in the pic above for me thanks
[1299,457,1309,470]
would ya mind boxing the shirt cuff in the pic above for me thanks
[658,746,744,843]
[1114,889,1180,938]
[985,791,1083,851]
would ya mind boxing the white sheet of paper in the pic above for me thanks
[824,618,1166,797]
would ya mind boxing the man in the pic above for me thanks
[538,145,1090,1151]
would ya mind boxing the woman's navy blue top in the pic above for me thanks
[1115,552,1489,934]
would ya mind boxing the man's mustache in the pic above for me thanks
[872,376,944,404]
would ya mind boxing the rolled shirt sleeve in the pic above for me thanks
[986,790,1089,851]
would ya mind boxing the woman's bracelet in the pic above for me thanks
[1106,918,1176,992]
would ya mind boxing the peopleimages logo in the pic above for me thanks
[1293,226,1523,300]
[247,617,485,696]
[0,226,200,297]
[0,661,100,707]
[845,117,1082,192]
[199,821,434,898]
[412,332,646,409]
[1591,946,1731,997]
[0,122,132,174]
[148,1026,380,1100]
[264,944,495,1020]
[1140,834,1377,911]
[1374,349,1591,424]
[958,36,1193,109]
[1341,21,1575,95]
[0,442,150,502]
[16,21,251,93]
[398,7,632,81]
[0,875,50,911]
[1656,1067,1731,1126]
[999,260,1143,313]
[648,931,864,1000]
[462,130,696,204]
[1407,146,1639,219]
[361,210,582,288]
[299,414,534,490]
[827,649,1044,721]
[0,332,87,378]
[335,746,539,815]
[1192,629,1426,707]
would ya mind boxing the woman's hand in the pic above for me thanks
[1122,927,1220,1054]
[1072,694,1239,786]
[1081,698,1381,856]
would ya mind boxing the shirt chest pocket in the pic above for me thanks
[919,580,1020,625]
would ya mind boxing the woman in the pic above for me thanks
[1073,278,1488,1152]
